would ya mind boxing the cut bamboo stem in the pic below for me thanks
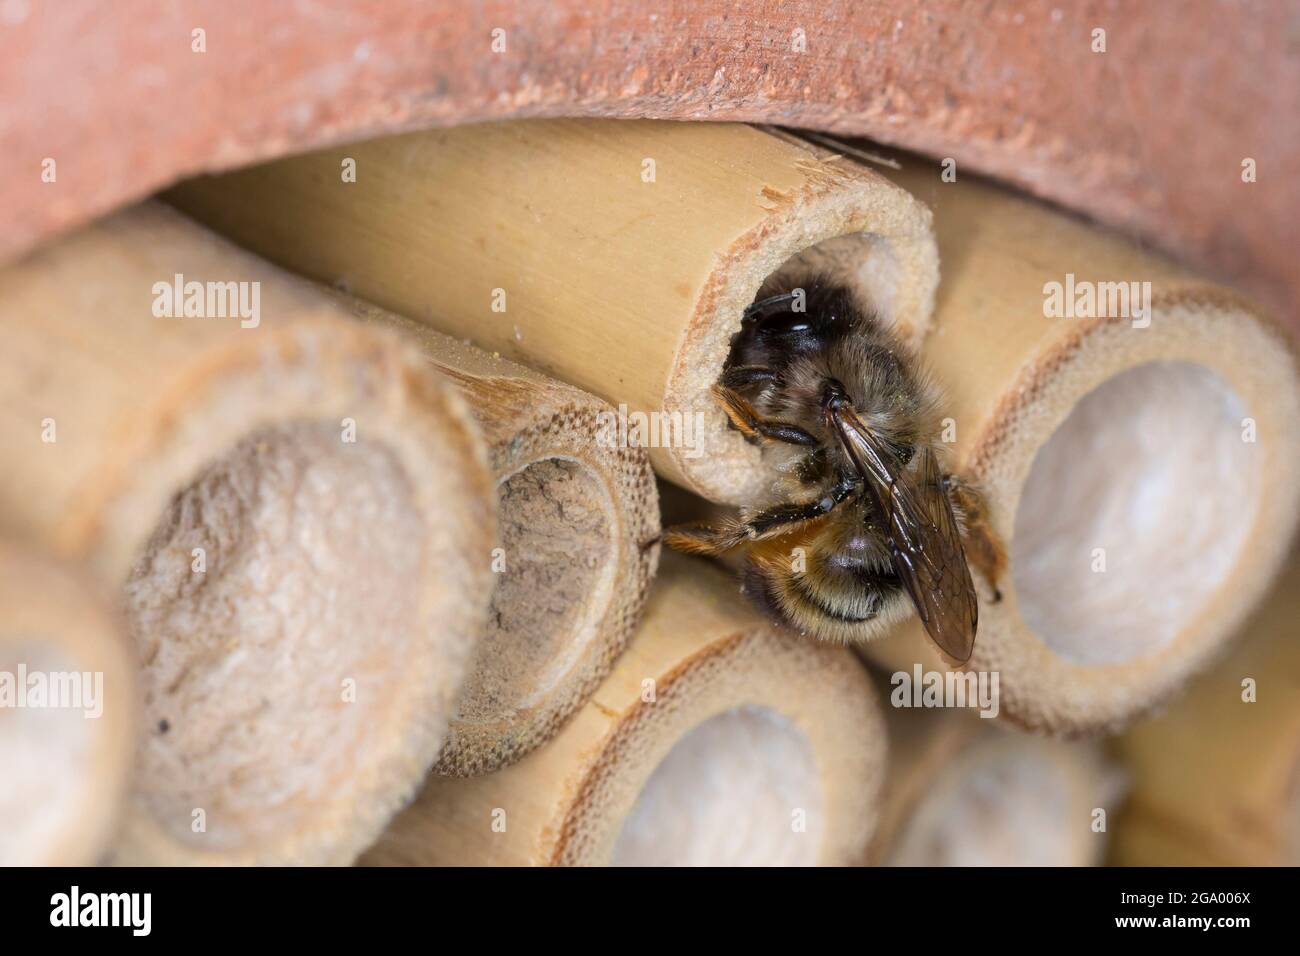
[359,553,886,866]
[0,203,498,865]
[0,542,134,865]
[340,296,660,776]
[1111,551,1300,866]
[861,162,1300,733]
[166,118,939,505]
[868,706,1122,866]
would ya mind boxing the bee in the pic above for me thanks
[664,276,1002,664]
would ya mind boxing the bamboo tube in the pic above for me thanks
[165,118,940,505]
[0,202,497,865]
[868,705,1123,866]
[359,553,885,866]
[1110,551,1300,866]
[0,543,135,865]
[858,162,1300,733]
[339,296,660,776]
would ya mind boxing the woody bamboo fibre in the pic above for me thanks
[360,554,885,866]
[865,161,1300,732]
[167,118,939,505]
[342,297,660,776]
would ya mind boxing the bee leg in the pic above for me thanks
[744,480,856,538]
[664,478,855,556]
[712,384,819,446]
[664,510,819,556]
[943,473,1007,604]
[662,519,752,555]
[718,365,779,390]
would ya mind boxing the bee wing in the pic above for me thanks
[828,404,979,663]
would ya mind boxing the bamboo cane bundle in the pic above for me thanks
[0,203,497,864]
[0,543,134,865]
[340,296,660,776]
[859,162,1300,733]
[1110,551,1300,866]
[359,553,885,866]
[169,118,1299,732]
[166,119,940,505]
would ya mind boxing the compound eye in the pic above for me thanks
[744,292,814,337]
[742,288,842,352]
[755,302,826,343]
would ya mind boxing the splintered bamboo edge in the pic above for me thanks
[0,543,135,866]
[661,136,939,503]
[166,119,939,505]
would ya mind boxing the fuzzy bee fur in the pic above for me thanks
[664,276,1002,663]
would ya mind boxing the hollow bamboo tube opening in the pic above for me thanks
[864,163,1300,732]
[869,707,1122,866]
[0,203,498,864]
[166,119,939,504]
[1111,551,1300,866]
[342,299,660,776]
[0,544,134,865]
[359,553,885,866]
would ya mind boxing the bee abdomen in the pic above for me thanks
[741,554,910,645]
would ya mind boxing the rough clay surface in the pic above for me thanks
[0,643,91,864]
[122,423,425,850]
[3,2,1296,339]
[457,459,611,721]
[1013,362,1256,665]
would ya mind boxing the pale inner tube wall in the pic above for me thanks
[611,705,824,866]
[1013,361,1257,665]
